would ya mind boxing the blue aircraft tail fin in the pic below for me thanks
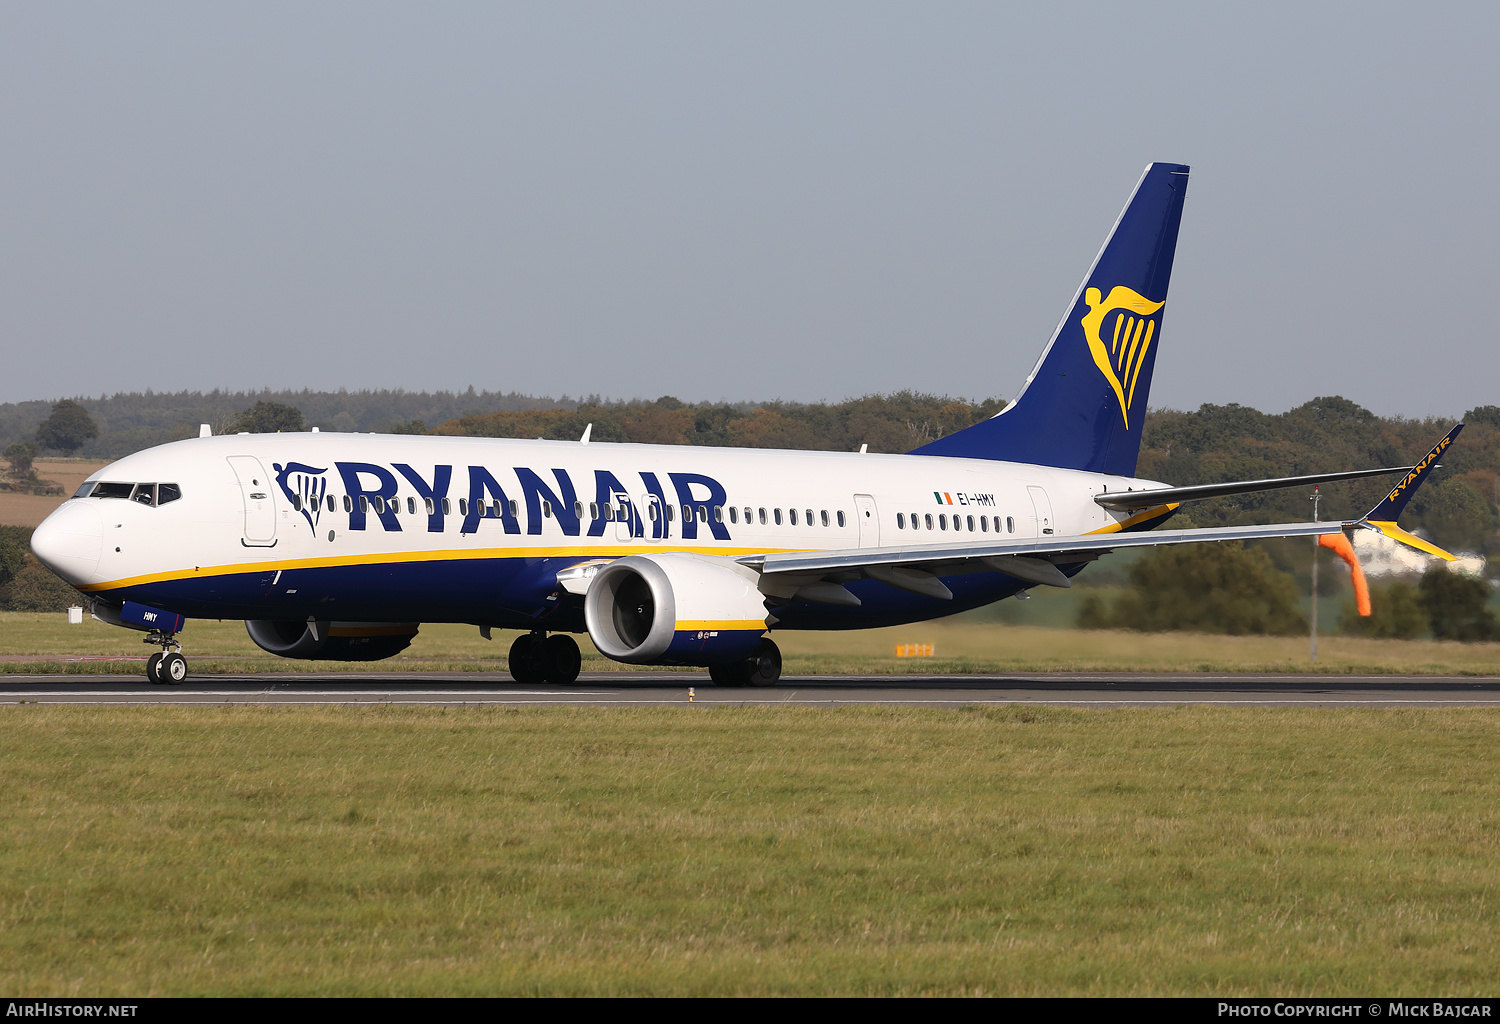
[911,162,1190,476]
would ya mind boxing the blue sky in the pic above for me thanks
[2,2,1495,417]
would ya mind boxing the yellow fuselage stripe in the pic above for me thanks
[76,544,809,593]
[675,620,766,632]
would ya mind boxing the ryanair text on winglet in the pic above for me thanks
[1384,435,1452,504]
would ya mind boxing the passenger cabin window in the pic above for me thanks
[758,508,767,525]
[441,498,451,515]
[574,501,585,519]
[821,510,829,527]
[837,510,846,528]
[541,499,552,518]
[980,515,988,532]
[509,499,519,518]
[728,506,738,524]
[714,505,723,523]
[360,496,370,513]
[408,497,417,515]
[458,498,468,516]
[897,513,906,529]
[805,509,813,526]
[343,495,354,513]
[743,507,753,523]
[773,508,782,525]
[424,498,434,516]
[925,513,933,530]
[1006,516,1015,533]
[789,508,798,526]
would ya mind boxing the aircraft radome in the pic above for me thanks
[31,163,1462,686]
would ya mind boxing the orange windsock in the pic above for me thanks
[1319,532,1371,617]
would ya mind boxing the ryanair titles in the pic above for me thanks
[274,461,732,541]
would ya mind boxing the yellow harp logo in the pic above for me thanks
[1081,286,1164,429]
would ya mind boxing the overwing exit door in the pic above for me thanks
[1026,485,1054,536]
[854,493,880,547]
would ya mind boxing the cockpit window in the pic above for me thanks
[80,482,182,506]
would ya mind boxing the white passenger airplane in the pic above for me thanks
[31,162,1460,685]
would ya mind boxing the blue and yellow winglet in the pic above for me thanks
[1353,423,1464,561]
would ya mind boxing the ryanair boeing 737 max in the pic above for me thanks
[30,163,1462,685]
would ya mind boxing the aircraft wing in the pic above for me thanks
[737,519,1348,599]
[1094,466,1413,510]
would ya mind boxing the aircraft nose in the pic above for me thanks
[31,501,103,584]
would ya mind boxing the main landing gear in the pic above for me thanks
[708,638,782,687]
[508,631,583,685]
[144,629,187,685]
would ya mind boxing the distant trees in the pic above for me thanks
[4,441,38,477]
[1077,543,1308,636]
[5,555,79,612]
[1418,568,1498,641]
[233,401,305,434]
[1341,581,1429,639]
[34,400,98,455]
[434,392,1004,454]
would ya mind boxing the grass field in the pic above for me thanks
[4,610,1499,677]
[0,460,106,527]
[2,704,1498,996]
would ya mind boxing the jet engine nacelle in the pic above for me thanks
[244,619,420,661]
[583,553,769,666]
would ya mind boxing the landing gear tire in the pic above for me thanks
[146,652,164,685]
[746,639,781,687]
[160,652,187,684]
[544,634,582,685]
[508,633,548,685]
[708,639,782,688]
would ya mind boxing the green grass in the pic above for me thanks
[4,610,1500,677]
[3,705,1499,995]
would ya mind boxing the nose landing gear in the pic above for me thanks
[144,630,187,685]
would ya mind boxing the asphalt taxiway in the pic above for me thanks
[3,673,1500,706]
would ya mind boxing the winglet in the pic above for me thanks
[1358,423,1464,561]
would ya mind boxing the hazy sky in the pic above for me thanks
[2,2,1495,417]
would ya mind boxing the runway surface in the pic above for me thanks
[4,673,1500,706]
